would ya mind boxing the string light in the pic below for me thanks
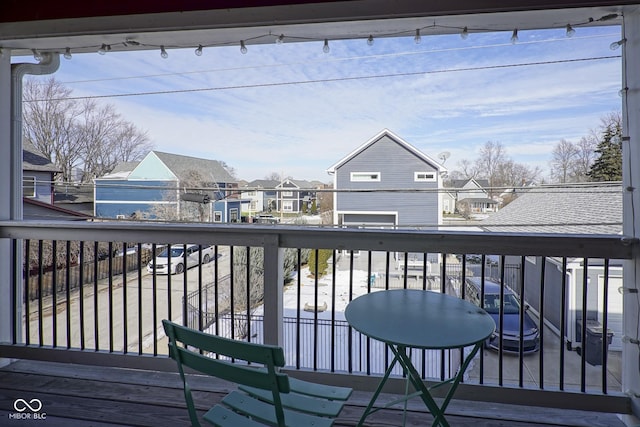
[323,39,330,54]
[565,24,576,37]
[31,49,43,61]
[160,46,168,58]
[610,38,626,50]
[64,47,72,60]
[13,13,620,59]
[98,44,110,55]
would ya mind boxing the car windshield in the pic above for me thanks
[483,293,521,314]
[159,247,184,257]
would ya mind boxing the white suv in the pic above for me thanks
[147,244,215,275]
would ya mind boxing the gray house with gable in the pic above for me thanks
[327,129,446,228]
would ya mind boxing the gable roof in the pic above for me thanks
[23,142,60,173]
[153,151,235,183]
[446,178,490,189]
[481,182,622,234]
[326,129,447,174]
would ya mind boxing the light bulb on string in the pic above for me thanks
[32,49,43,61]
[195,45,203,56]
[276,34,284,45]
[414,29,421,44]
[367,35,374,46]
[510,29,519,44]
[240,40,248,54]
[610,39,626,50]
[460,27,469,40]
[98,44,108,55]
[160,46,168,59]
[565,24,576,37]
[323,39,330,53]
[64,47,72,60]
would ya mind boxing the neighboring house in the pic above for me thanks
[242,179,279,215]
[23,142,59,206]
[326,129,446,228]
[276,179,318,214]
[23,142,92,220]
[94,151,243,222]
[443,178,497,215]
[480,182,623,352]
[242,179,321,217]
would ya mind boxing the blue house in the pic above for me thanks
[326,129,446,229]
[94,151,242,222]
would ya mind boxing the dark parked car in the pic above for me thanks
[464,277,540,354]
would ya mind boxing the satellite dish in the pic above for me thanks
[438,151,451,164]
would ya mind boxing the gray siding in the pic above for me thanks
[335,135,439,227]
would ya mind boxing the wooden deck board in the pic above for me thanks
[0,360,627,427]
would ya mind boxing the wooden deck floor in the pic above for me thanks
[0,360,628,427]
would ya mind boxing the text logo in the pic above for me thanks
[13,399,42,413]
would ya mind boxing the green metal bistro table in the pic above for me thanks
[345,289,495,427]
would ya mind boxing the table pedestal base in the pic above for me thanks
[357,343,482,427]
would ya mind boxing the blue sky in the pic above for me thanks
[20,25,622,182]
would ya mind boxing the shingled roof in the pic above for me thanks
[481,182,622,234]
[153,151,235,183]
[23,142,60,173]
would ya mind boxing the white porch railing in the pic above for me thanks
[0,220,635,417]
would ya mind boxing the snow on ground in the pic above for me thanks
[246,266,464,379]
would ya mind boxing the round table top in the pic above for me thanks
[344,289,495,349]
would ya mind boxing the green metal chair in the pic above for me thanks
[162,320,352,427]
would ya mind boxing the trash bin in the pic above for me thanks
[578,320,614,366]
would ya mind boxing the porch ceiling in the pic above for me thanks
[0,1,633,57]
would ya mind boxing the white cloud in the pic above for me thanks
[32,26,622,182]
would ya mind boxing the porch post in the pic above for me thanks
[262,234,284,346]
[0,50,12,359]
[621,10,640,422]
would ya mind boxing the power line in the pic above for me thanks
[27,55,620,102]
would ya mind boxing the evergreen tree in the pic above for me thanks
[587,121,622,181]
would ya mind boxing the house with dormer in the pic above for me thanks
[326,129,446,228]
[94,151,242,222]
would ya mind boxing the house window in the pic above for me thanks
[350,172,380,182]
[414,172,436,182]
[282,191,293,197]
[282,200,293,211]
[23,176,36,197]
[249,201,258,210]
[214,211,223,222]
[245,190,256,196]
[230,208,239,222]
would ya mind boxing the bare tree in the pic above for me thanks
[572,136,598,182]
[23,77,84,181]
[456,159,479,180]
[475,141,507,196]
[23,77,152,182]
[550,139,579,183]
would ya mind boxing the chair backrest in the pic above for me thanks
[163,320,290,426]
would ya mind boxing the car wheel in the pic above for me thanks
[203,254,210,264]
[175,263,184,274]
